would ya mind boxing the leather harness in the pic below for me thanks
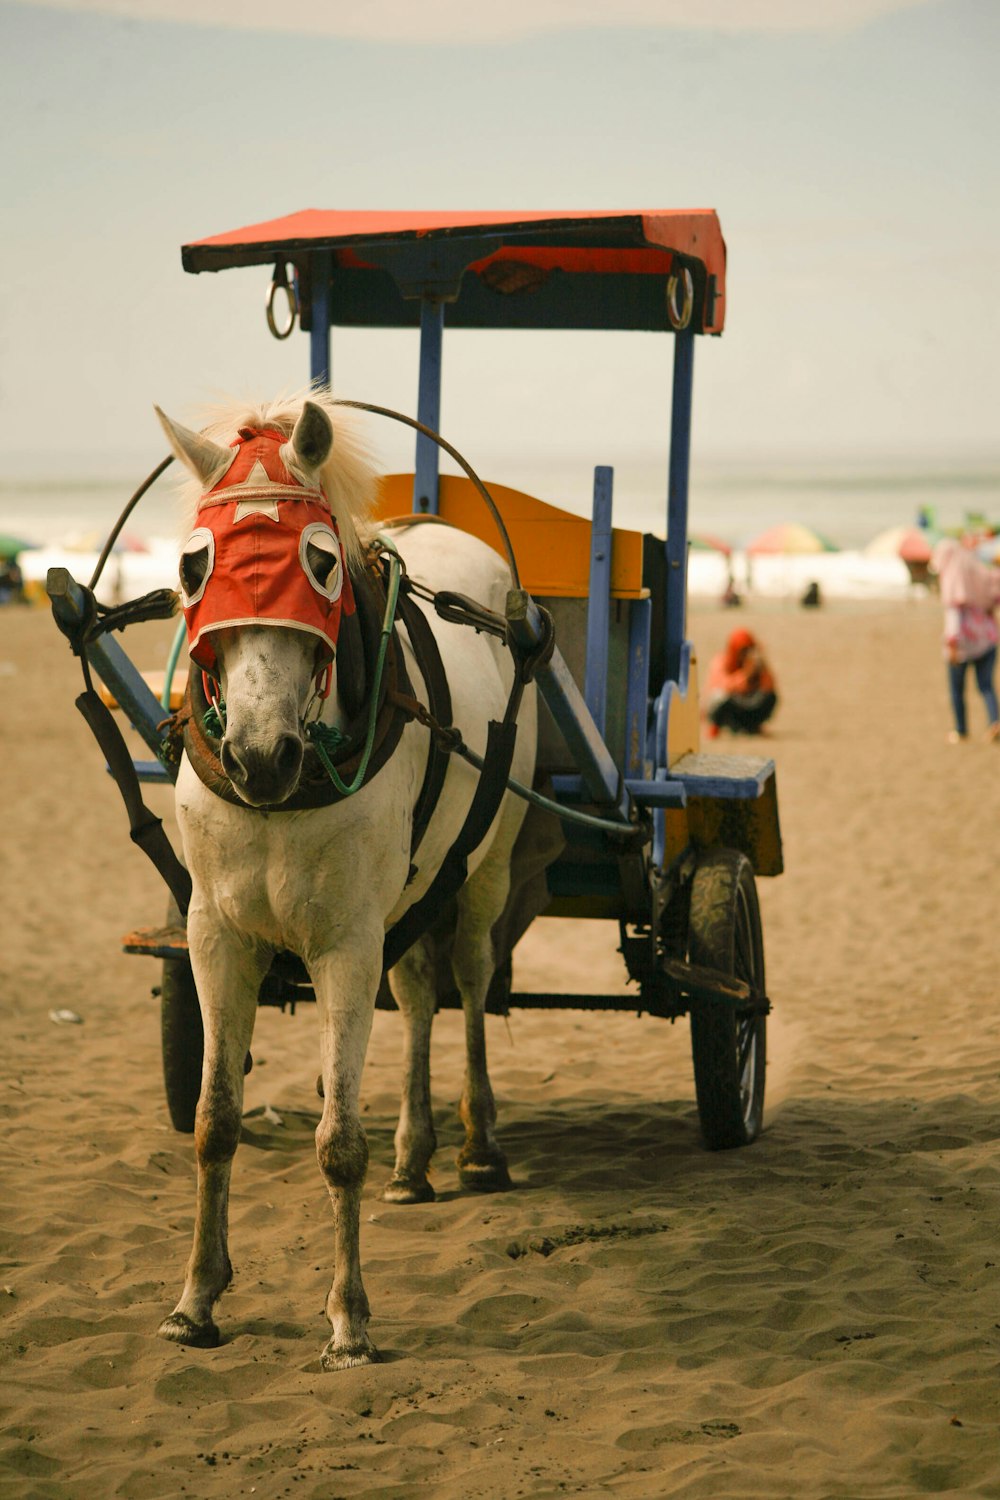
[68,548,546,972]
[173,560,455,867]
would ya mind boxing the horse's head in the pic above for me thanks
[158,399,358,807]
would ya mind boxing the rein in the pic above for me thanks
[305,533,402,796]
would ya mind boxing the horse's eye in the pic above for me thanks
[301,525,343,600]
[179,528,214,605]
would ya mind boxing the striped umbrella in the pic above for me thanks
[745,522,838,555]
[689,532,732,556]
[864,525,933,563]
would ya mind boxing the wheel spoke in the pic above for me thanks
[736,1019,756,1087]
[734,894,754,983]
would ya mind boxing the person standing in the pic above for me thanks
[931,538,1000,743]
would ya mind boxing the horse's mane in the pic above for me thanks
[175,388,379,569]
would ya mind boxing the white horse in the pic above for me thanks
[154,392,536,1369]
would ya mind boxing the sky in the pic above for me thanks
[1,0,997,487]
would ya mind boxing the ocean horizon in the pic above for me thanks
[2,451,998,555]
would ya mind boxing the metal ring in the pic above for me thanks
[666,267,694,331]
[266,268,297,340]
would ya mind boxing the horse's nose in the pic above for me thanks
[221,732,303,804]
[273,733,304,784]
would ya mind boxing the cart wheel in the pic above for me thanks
[688,849,766,1150]
[160,901,203,1134]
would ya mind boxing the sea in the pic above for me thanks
[4,453,998,605]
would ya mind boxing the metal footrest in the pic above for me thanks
[658,957,770,1015]
[667,752,775,799]
[122,924,188,959]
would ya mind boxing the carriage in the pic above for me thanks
[50,207,781,1150]
[47,209,782,1364]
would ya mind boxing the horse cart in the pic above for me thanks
[49,208,782,1159]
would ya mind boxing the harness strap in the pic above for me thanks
[394,583,453,861]
[75,689,192,917]
[383,718,519,971]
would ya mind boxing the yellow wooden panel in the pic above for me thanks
[686,776,784,877]
[373,474,645,599]
[99,670,187,713]
[667,656,702,765]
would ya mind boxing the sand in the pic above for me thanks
[3,593,1000,1499]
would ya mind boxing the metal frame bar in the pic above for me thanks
[625,596,651,779]
[584,465,613,736]
[665,328,695,684]
[551,773,686,809]
[413,298,444,513]
[309,249,332,387]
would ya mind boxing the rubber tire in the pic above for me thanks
[160,900,203,1134]
[688,848,767,1150]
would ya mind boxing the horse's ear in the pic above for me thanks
[154,406,232,487]
[286,400,334,475]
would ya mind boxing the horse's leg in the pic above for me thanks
[158,921,266,1347]
[383,935,438,1204]
[309,941,382,1371]
[451,842,517,1193]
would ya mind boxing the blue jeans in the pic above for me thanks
[947,646,999,736]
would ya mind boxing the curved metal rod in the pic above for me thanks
[89,455,174,592]
[333,399,521,591]
[88,400,523,597]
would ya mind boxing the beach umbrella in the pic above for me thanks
[689,532,732,556]
[745,522,838,555]
[0,532,39,557]
[864,525,933,563]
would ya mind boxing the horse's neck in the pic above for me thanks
[316,681,355,734]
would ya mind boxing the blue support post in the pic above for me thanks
[413,298,444,513]
[625,595,652,778]
[584,466,613,737]
[665,328,695,684]
[309,249,331,388]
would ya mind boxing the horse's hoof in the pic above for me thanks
[157,1311,221,1348]
[381,1174,436,1205]
[458,1156,513,1193]
[320,1336,380,1372]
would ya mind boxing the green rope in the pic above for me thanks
[161,616,187,712]
[308,721,350,759]
[204,698,226,737]
[306,536,402,797]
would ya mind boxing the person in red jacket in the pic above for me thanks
[705,627,778,737]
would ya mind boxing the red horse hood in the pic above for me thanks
[179,426,355,673]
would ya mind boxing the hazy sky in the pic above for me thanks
[1,0,997,481]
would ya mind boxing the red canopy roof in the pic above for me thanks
[181,209,727,334]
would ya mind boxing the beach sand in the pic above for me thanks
[3,594,1000,1499]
